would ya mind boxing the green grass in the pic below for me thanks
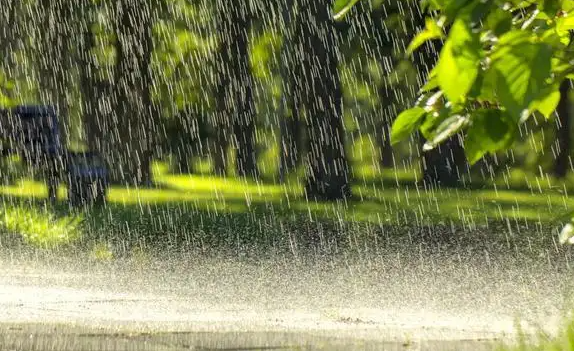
[496,316,574,351]
[0,204,82,248]
[0,167,569,254]
[1,163,574,350]
[0,160,573,258]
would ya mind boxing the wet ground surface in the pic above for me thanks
[0,324,497,350]
[0,248,572,350]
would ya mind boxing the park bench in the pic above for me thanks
[0,105,109,207]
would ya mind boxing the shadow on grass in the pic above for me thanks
[0,175,570,264]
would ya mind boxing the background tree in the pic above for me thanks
[278,2,304,182]
[78,1,113,159]
[212,0,259,178]
[554,80,572,178]
[36,0,76,144]
[298,0,350,200]
[0,0,19,104]
[110,0,158,185]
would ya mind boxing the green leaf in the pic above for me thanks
[406,18,444,56]
[421,66,439,92]
[464,109,516,164]
[557,13,574,31]
[390,107,427,145]
[468,71,497,102]
[542,0,562,17]
[423,114,468,151]
[490,33,553,121]
[437,19,481,103]
[333,0,361,20]
[484,8,513,36]
[441,0,473,20]
[530,87,561,118]
[420,104,451,139]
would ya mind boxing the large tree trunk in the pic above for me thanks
[232,27,258,179]
[554,80,571,178]
[376,54,398,169]
[410,9,467,187]
[110,0,155,185]
[279,99,303,182]
[36,0,73,145]
[0,0,18,96]
[78,3,110,156]
[377,85,395,168]
[213,3,258,179]
[378,122,395,168]
[421,135,467,187]
[300,0,351,200]
[278,4,304,182]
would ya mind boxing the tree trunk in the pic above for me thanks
[209,107,229,177]
[111,0,155,185]
[0,0,17,98]
[378,123,394,168]
[421,135,467,187]
[278,4,303,182]
[176,152,192,174]
[300,0,351,200]
[36,0,73,145]
[214,3,258,179]
[554,80,572,178]
[232,27,258,179]
[377,57,396,169]
[78,3,109,156]
[410,8,467,187]
[279,103,303,182]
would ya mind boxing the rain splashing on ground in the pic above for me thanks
[1,0,574,350]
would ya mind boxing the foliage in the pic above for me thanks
[336,0,574,163]
[337,0,574,242]
[333,0,362,20]
[2,167,574,252]
[397,0,574,164]
[495,314,574,351]
[0,205,82,248]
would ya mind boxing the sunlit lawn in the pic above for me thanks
[0,162,572,249]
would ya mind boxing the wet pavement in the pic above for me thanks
[0,250,571,350]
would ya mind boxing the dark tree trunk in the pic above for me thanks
[421,135,467,187]
[78,3,109,156]
[214,3,258,179]
[0,0,17,90]
[37,0,73,145]
[209,107,229,177]
[232,30,258,179]
[409,8,467,187]
[299,0,351,200]
[111,0,155,185]
[176,152,192,174]
[376,57,396,169]
[278,3,303,182]
[279,109,303,182]
[555,80,572,178]
[378,122,395,168]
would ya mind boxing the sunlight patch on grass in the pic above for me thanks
[154,173,297,197]
[356,184,573,224]
[0,179,67,200]
[107,185,282,209]
[0,205,82,248]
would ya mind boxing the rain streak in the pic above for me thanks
[0,1,573,350]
